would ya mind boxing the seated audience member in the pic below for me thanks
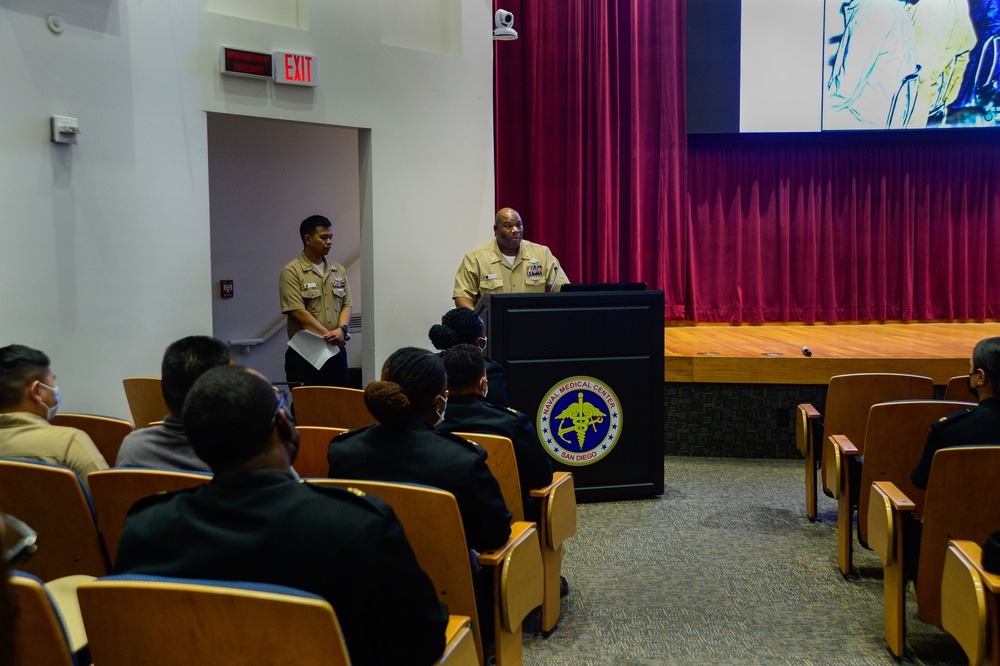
[116,335,230,472]
[0,344,108,488]
[429,307,509,407]
[115,365,447,666]
[899,337,1000,580]
[910,336,1000,489]
[438,344,552,522]
[327,347,511,553]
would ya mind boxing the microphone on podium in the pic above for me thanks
[548,266,560,292]
[801,347,812,357]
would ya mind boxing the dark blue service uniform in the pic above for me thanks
[910,396,1000,489]
[438,394,553,522]
[116,469,448,666]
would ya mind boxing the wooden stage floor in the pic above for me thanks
[663,322,1000,384]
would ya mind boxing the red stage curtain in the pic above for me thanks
[494,3,1000,322]
[493,0,689,319]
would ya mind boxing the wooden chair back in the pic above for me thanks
[78,576,351,665]
[916,446,1000,627]
[309,479,483,662]
[453,431,524,522]
[292,386,376,429]
[294,426,347,478]
[88,469,211,567]
[122,377,168,428]
[0,460,109,581]
[821,373,934,495]
[51,413,134,467]
[945,374,972,401]
[858,400,974,541]
[9,572,77,666]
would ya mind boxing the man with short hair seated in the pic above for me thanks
[115,365,448,666]
[116,335,231,472]
[0,344,108,489]
[438,343,553,522]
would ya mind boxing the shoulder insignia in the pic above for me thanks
[346,486,366,498]
[505,407,519,415]
[938,416,948,423]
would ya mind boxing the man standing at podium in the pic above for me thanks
[453,207,569,309]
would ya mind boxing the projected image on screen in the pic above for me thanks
[822,0,1000,130]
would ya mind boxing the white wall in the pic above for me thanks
[0,1,211,419]
[0,0,496,421]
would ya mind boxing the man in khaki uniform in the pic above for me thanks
[279,215,352,387]
[453,208,569,309]
[0,344,108,489]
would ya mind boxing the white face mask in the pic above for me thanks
[434,395,447,427]
[38,382,61,421]
[480,377,489,399]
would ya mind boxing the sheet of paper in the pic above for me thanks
[288,330,339,370]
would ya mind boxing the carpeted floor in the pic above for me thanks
[520,456,968,665]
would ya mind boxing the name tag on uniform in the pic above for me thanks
[304,282,317,289]
[484,273,498,280]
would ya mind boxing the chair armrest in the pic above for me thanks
[869,482,915,566]
[796,404,821,455]
[830,434,859,457]
[477,521,537,567]
[528,471,572,499]
[950,540,1000,594]
[877,481,916,512]
[798,404,821,419]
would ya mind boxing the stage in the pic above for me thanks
[661,322,1000,458]
[663,322,1000,384]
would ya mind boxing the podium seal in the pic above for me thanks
[537,376,622,466]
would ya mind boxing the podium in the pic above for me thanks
[478,291,665,502]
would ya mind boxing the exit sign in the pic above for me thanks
[273,52,318,87]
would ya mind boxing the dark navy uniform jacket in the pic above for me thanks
[116,468,448,666]
[327,421,512,552]
[910,396,1000,489]
[438,394,553,521]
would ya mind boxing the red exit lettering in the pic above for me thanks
[285,54,312,83]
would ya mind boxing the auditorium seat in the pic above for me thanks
[941,539,1000,666]
[87,469,212,566]
[122,377,168,428]
[291,385,376,429]
[796,372,934,521]
[826,400,973,576]
[9,571,85,666]
[294,426,347,478]
[309,478,543,666]
[455,431,577,634]
[78,575,353,665]
[51,413,134,467]
[868,446,1000,659]
[0,459,109,581]
[945,374,972,401]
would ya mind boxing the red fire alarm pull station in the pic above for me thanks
[221,280,234,299]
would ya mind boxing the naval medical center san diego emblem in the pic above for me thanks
[537,376,622,465]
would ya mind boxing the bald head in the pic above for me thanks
[494,208,523,255]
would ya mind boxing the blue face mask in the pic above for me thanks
[38,382,61,421]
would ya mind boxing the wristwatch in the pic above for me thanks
[341,324,349,334]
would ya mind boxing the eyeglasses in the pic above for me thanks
[2,513,38,565]
[270,389,289,430]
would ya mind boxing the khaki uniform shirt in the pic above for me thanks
[279,253,352,337]
[453,239,569,306]
[0,412,109,489]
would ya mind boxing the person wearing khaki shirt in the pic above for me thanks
[453,208,569,309]
[279,215,353,387]
[0,344,108,489]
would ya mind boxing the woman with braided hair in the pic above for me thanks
[428,307,509,407]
